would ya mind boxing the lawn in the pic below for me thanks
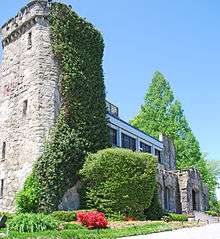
[2,221,203,239]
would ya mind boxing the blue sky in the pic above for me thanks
[0,0,219,163]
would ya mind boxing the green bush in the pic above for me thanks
[144,191,164,220]
[8,213,59,232]
[165,213,188,222]
[51,211,77,222]
[80,148,157,219]
[16,173,40,213]
[205,210,219,217]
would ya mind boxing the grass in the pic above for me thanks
[1,221,204,239]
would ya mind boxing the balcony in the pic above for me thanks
[106,101,119,117]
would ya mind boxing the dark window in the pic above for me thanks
[140,142,152,153]
[164,187,171,211]
[23,100,28,117]
[2,142,6,160]
[155,149,162,163]
[28,32,32,48]
[122,133,136,151]
[0,179,4,198]
[109,127,117,146]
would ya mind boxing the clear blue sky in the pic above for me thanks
[0,0,219,163]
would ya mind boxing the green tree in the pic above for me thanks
[130,71,217,204]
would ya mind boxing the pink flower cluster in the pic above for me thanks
[77,211,108,229]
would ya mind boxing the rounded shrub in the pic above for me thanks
[80,148,157,219]
[8,214,59,232]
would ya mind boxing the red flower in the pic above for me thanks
[76,211,108,229]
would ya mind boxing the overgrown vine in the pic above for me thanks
[16,3,109,213]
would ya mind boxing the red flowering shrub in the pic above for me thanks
[77,211,108,229]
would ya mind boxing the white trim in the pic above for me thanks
[108,114,163,150]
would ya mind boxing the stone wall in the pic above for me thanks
[157,164,181,213]
[177,169,208,213]
[0,0,60,211]
[159,134,176,170]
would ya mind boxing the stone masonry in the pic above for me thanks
[0,0,60,211]
[157,135,208,214]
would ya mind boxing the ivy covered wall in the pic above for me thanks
[16,3,109,213]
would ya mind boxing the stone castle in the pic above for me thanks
[0,0,208,213]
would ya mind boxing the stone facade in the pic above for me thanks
[157,135,208,214]
[0,0,60,211]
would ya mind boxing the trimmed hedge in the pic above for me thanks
[16,2,109,213]
[80,148,157,219]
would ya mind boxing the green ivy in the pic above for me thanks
[16,3,109,213]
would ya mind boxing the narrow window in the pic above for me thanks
[23,100,28,117]
[28,32,32,49]
[109,127,117,147]
[0,180,4,198]
[155,149,162,163]
[2,142,6,160]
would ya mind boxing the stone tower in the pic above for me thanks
[0,0,60,211]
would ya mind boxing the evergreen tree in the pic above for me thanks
[130,71,217,203]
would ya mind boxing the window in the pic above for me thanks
[155,149,162,163]
[140,142,152,153]
[121,133,136,151]
[109,127,117,146]
[164,187,171,211]
[0,179,4,198]
[23,100,28,117]
[28,32,32,49]
[2,142,6,160]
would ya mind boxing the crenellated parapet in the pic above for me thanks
[1,0,50,48]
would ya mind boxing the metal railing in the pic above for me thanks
[106,101,119,117]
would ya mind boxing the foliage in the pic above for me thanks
[51,210,91,222]
[77,211,108,229]
[5,222,172,239]
[0,212,15,221]
[8,214,59,233]
[207,159,220,178]
[62,223,84,230]
[130,71,218,204]
[51,211,77,222]
[17,2,109,213]
[205,210,219,217]
[144,191,164,220]
[164,213,188,222]
[16,174,40,213]
[80,148,157,219]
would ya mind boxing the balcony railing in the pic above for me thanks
[106,101,119,117]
